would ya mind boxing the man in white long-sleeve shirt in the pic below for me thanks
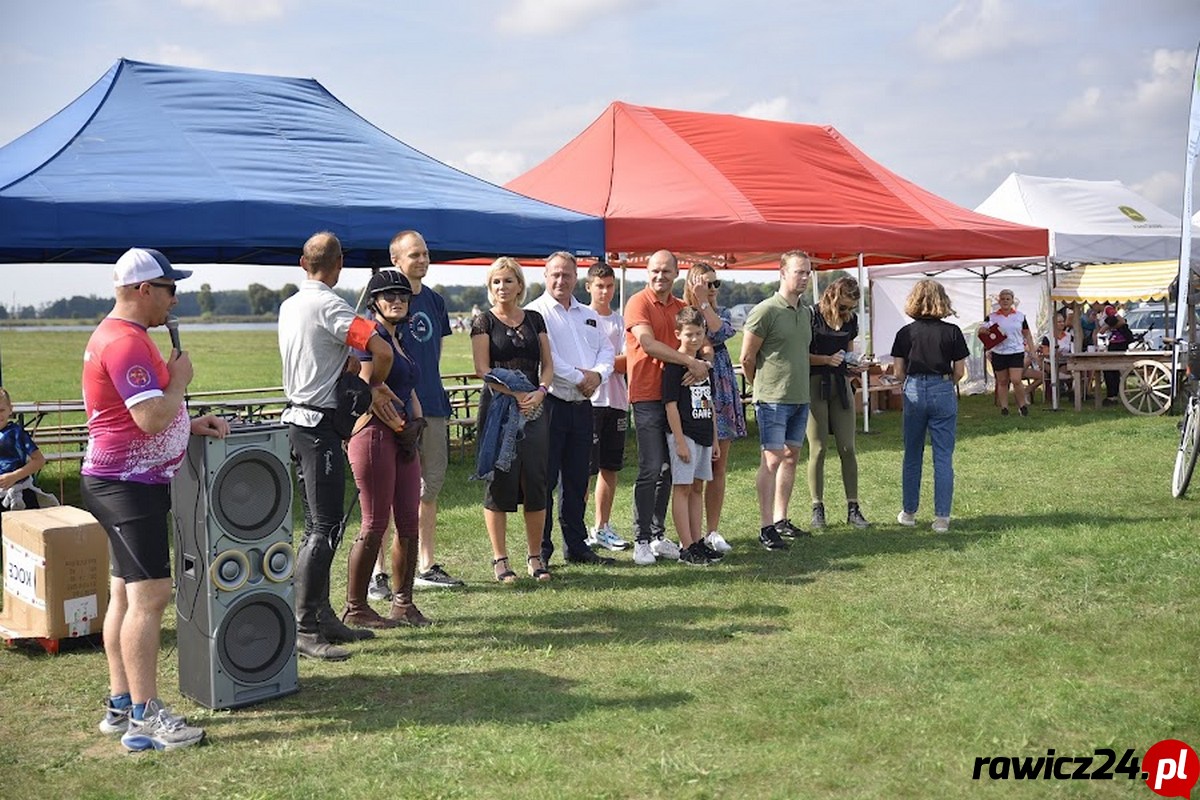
[527,251,616,566]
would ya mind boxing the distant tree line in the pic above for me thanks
[5,271,854,321]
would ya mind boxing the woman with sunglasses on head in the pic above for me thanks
[684,263,745,554]
[471,257,555,583]
[806,277,870,530]
[343,270,431,630]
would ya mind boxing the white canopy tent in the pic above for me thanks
[866,175,1184,409]
[975,173,1181,264]
[871,268,1049,395]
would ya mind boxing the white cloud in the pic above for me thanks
[1134,48,1193,111]
[450,150,528,185]
[179,0,285,24]
[497,0,641,36]
[737,96,792,122]
[957,149,1035,183]
[151,45,212,69]
[916,0,1033,62]
[1132,170,1182,213]
[1057,86,1103,126]
[1056,48,1191,131]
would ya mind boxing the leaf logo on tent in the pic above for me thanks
[1118,205,1148,222]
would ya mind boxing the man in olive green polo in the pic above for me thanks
[738,250,814,550]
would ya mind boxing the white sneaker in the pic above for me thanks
[120,699,205,751]
[633,540,657,566]
[932,516,950,533]
[704,531,732,553]
[650,537,681,560]
[594,524,628,551]
[366,572,392,601]
[897,511,916,527]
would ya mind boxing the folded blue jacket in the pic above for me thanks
[471,368,539,481]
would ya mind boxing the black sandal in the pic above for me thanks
[492,556,516,584]
[526,554,551,582]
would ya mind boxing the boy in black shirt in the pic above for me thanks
[662,308,722,565]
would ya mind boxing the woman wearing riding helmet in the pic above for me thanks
[342,269,432,629]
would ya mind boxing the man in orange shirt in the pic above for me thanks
[624,250,711,565]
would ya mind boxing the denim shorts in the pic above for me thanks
[755,402,809,451]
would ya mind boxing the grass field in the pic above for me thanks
[0,327,1197,799]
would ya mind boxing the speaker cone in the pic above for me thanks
[211,447,291,543]
[215,592,296,684]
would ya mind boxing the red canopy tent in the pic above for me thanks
[506,102,1048,268]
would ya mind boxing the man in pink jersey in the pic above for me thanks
[82,248,229,752]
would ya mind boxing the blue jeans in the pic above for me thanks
[901,375,958,518]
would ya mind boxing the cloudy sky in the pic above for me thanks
[1,0,1197,308]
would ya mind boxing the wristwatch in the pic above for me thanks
[699,302,710,310]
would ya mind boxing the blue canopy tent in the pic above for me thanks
[0,59,604,265]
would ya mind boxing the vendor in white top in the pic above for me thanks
[986,288,1038,417]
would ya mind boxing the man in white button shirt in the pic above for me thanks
[527,252,616,565]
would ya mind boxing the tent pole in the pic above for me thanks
[981,270,991,396]
[618,253,627,312]
[1046,256,1059,410]
[857,254,871,434]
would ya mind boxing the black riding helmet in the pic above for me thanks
[366,269,413,317]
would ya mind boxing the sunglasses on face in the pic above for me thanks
[707,280,722,288]
[145,281,177,296]
[377,290,410,303]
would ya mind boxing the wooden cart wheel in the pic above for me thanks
[1121,359,1173,416]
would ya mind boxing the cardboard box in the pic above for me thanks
[0,506,109,640]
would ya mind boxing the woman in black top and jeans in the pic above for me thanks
[890,279,970,533]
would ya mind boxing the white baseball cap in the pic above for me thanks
[113,248,193,287]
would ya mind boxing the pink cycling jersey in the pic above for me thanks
[81,318,189,484]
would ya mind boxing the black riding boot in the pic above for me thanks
[294,533,350,660]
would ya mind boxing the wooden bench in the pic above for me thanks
[31,426,91,462]
[446,382,484,457]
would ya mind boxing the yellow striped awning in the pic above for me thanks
[1050,260,1177,303]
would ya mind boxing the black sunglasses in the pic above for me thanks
[145,281,177,296]
[707,279,722,288]
[377,290,410,302]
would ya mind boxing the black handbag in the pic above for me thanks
[331,372,373,440]
[295,371,372,440]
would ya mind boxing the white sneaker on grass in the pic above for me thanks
[649,537,681,560]
[593,524,628,551]
[932,516,950,533]
[367,572,392,601]
[704,531,732,553]
[120,699,205,752]
[633,540,657,566]
[897,511,916,527]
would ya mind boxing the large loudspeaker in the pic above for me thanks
[171,424,299,710]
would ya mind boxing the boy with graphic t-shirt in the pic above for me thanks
[662,308,721,566]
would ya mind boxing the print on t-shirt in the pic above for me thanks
[690,385,713,419]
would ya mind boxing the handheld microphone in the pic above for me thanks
[166,316,182,352]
